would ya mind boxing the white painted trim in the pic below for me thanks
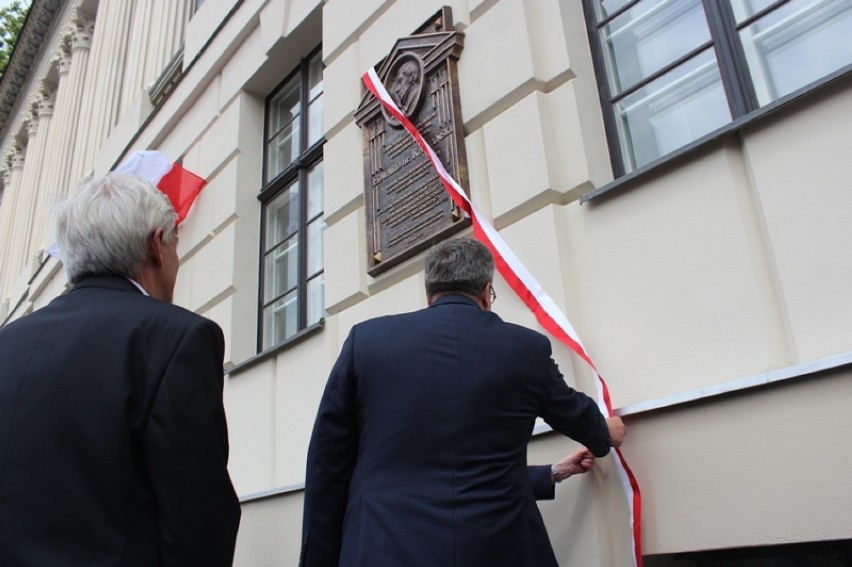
[239,352,852,503]
[615,351,852,416]
[239,482,305,503]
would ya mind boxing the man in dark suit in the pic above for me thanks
[0,174,241,566]
[300,237,625,567]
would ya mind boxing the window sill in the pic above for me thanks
[581,64,852,203]
[226,319,325,378]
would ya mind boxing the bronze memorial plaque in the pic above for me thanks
[355,7,470,277]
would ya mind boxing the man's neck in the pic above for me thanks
[428,291,486,310]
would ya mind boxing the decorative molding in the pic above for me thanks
[53,39,72,76]
[9,140,25,168]
[34,81,56,118]
[68,8,94,51]
[25,114,38,137]
[0,0,63,140]
[148,45,184,107]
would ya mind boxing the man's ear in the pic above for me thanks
[479,284,492,312]
[148,227,165,268]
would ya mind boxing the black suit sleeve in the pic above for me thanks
[538,339,612,458]
[300,329,359,567]
[143,319,241,567]
[528,465,555,500]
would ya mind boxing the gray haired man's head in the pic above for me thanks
[54,174,177,284]
[424,237,494,298]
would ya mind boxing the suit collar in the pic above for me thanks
[70,274,145,295]
[429,293,482,310]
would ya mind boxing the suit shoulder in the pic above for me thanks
[79,288,221,336]
[142,299,222,336]
[352,309,421,331]
[502,320,550,345]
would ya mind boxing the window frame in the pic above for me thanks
[257,46,325,353]
[583,0,852,179]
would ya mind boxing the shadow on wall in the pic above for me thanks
[645,538,852,566]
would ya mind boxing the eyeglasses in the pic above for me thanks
[489,285,497,304]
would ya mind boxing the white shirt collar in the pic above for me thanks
[126,277,149,296]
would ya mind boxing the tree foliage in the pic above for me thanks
[0,1,31,79]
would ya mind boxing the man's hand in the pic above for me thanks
[606,416,626,448]
[551,448,596,483]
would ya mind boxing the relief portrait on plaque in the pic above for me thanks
[384,54,425,126]
[355,7,470,277]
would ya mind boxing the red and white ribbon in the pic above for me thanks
[363,67,642,567]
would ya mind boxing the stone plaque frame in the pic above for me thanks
[355,7,470,277]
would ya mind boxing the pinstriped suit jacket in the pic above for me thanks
[301,294,610,567]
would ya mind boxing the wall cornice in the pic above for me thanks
[0,0,63,140]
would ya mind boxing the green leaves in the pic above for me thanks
[0,1,31,78]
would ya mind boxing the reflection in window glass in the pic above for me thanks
[307,163,323,220]
[594,0,634,20]
[269,79,300,135]
[264,235,299,303]
[739,0,852,105]
[306,220,324,277]
[267,79,302,179]
[265,186,299,248]
[586,0,852,176]
[615,49,730,170]
[601,0,709,95]
[730,0,779,22]
[267,123,301,181]
[263,291,298,350]
[306,275,324,327]
[260,48,325,351]
[308,53,324,147]
[308,100,323,149]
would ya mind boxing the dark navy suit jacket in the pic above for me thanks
[0,275,240,566]
[301,294,610,566]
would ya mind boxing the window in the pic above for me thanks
[259,49,324,351]
[585,0,852,175]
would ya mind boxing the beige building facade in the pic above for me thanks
[1,0,851,564]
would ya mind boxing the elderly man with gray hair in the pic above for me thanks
[301,236,625,567]
[0,174,240,566]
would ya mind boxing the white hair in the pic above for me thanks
[54,174,177,284]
